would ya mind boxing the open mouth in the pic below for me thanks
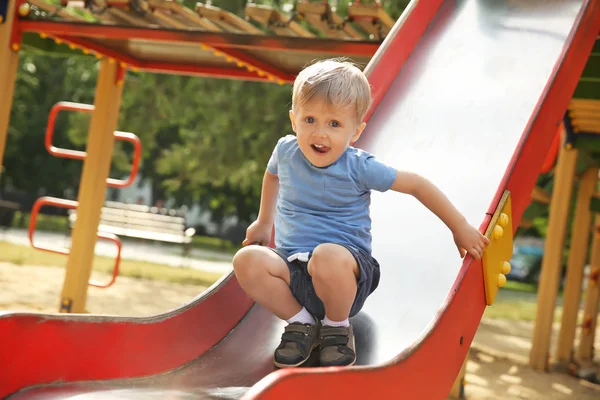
[311,144,330,155]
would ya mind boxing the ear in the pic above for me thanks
[350,122,367,145]
[289,110,297,133]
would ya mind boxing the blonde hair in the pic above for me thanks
[292,58,372,123]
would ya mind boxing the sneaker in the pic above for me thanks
[274,320,321,368]
[319,324,356,367]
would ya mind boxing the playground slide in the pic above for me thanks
[2,0,599,398]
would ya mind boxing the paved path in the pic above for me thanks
[0,228,234,274]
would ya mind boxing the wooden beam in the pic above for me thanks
[449,351,468,399]
[59,59,124,313]
[245,3,314,38]
[195,3,264,34]
[148,0,221,31]
[0,0,20,171]
[555,167,598,365]
[576,223,600,363]
[348,2,395,39]
[569,98,600,111]
[529,139,579,371]
[296,2,363,39]
[531,186,552,204]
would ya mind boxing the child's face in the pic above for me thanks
[289,97,366,168]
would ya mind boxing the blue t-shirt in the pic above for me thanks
[267,135,397,255]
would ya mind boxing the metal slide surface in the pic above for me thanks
[3,0,599,398]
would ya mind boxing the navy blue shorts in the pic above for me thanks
[269,244,380,320]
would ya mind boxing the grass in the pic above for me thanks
[502,280,538,294]
[484,300,565,323]
[191,235,239,254]
[0,241,224,287]
[482,280,570,323]
[484,299,542,322]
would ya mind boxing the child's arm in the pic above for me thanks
[242,169,279,246]
[390,170,490,260]
[257,169,280,226]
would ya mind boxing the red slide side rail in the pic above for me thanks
[28,196,122,289]
[245,1,600,399]
[0,0,439,397]
[45,101,142,188]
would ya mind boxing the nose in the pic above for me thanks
[312,130,327,139]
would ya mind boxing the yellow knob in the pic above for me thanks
[493,225,504,240]
[18,3,31,16]
[498,213,509,227]
[502,261,511,274]
[498,274,507,287]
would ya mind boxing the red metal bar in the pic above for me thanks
[109,131,141,188]
[115,62,126,86]
[45,101,142,188]
[247,2,600,399]
[45,101,94,160]
[19,20,380,56]
[27,196,122,289]
[540,125,562,173]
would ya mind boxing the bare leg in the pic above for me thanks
[307,243,360,321]
[232,245,301,320]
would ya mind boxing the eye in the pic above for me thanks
[305,117,315,123]
[330,120,340,128]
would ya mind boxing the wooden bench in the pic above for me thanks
[68,201,196,251]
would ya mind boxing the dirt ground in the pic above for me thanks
[2,262,600,399]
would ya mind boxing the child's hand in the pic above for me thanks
[453,220,490,261]
[242,220,273,247]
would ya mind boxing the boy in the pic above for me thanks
[232,59,489,369]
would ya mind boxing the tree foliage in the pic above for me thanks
[2,0,410,225]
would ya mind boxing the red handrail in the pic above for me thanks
[28,196,122,289]
[109,131,142,188]
[45,101,142,188]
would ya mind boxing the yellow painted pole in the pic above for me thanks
[0,0,20,170]
[529,137,578,371]
[576,217,600,363]
[555,167,598,365]
[59,59,124,313]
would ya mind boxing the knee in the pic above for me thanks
[232,246,267,283]
[308,244,356,282]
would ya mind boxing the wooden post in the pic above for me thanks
[529,138,578,371]
[449,351,468,399]
[576,216,600,363]
[59,59,124,313]
[0,0,20,170]
[555,167,598,365]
